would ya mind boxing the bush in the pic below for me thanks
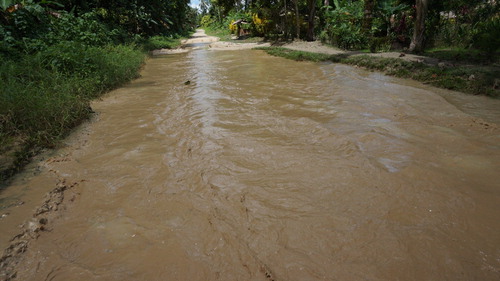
[141,35,182,51]
[472,17,500,57]
[0,43,145,166]
[320,0,367,50]
[200,14,215,27]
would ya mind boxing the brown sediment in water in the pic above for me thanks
[1,34,500,281]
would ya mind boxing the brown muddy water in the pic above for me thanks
[1,48,500,281]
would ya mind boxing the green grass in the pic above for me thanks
[255,47,332,62]
[424,47,499,65]
[0,42,146,182]
[141,35,184,52]
[204,26,233,41]
[257,47,500,98]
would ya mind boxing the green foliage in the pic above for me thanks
[1,3,123,56]
[52,0,192,36]
[141,35,182,51]
[425,47,494,64]
[200,14,215,27]
[320,0,367,50]
[204,25,231,39]
[472,17,500,57]
[374,0,409,35]
[19,11,114,54]
[225,10,252,30]
[0,43,145,179]
[0,25,17,55]
[3,1,50,40]
[370,0,411,49]
[47,12,112,46]
[434,19,473,47]
[434,0,499,54]
[0,0,15,10]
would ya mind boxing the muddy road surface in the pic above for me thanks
[1,32,500,281]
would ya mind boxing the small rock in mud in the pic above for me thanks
[1,213,9,219]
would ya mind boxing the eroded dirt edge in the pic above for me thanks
[0,177,81,281]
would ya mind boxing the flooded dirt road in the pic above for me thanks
[1,40,500,280]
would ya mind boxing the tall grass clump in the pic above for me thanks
[141,35,183,52]
[0,43,145,181]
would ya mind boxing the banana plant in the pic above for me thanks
[377,0,409,36]
[1,0,15,10]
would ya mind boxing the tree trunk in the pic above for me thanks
[363,0,375,36]
[409,0,428,53]
[306,0,316,41]
[294,0,300,39]
[284,0,288,38]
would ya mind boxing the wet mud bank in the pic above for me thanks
[1,179,80,280]
[1,32,500,280]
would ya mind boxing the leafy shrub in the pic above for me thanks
[434,1,499,52]
[0,43,144,154]
[141,35,182,51]
[252,13,270,36]
[6,1,50,39]
[472,17,500,57]
[0,25,17,55]
[200,15,215,27]
[320,0,367,50]
[434,19,475,47]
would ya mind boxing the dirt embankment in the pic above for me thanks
[278,40,445,65]
[152,29,463,68]
[152,29,271,55]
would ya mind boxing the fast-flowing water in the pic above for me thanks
[1,45,500,280]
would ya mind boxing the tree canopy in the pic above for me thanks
[198,0,499,54]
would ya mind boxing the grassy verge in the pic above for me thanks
[0,42,146,183]
[256,47,333,62]
[256,47,500,98]
[424,47,499,65]
[141,35,183,51]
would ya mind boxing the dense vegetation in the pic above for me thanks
[200,0,499,57]
[0,0,197,181]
